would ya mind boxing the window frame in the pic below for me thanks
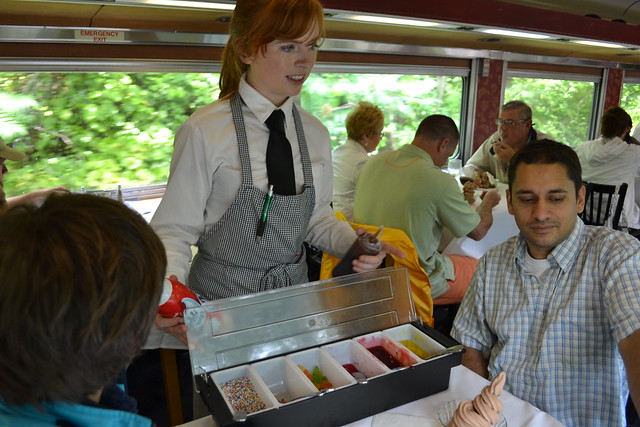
[0,58,474,192]
[502,67,603,144]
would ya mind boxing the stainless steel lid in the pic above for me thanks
[185,267,416,375]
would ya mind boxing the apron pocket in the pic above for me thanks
[261,255,308,291]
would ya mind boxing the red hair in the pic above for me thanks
[219,0,325,100]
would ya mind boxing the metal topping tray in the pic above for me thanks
[185,267,417,375]
[184,267,462,426]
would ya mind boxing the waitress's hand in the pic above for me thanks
[351,228,406,272]
[155,314,188,345]
[155,274,190,345]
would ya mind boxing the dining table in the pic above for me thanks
[178,364,564,427]
[441,182,519,259]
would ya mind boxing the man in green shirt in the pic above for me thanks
[354,115,499,304]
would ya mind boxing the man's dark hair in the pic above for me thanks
[414,114,459,142]
[508,139,582,196]
[600,106,632,139]
[0,194,167,406]
[502,100,532,121]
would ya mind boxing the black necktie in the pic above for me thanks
[265,109,296,195]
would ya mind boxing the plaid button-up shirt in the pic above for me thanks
[452,219,640,426]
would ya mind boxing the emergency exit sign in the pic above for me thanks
[75,30,125,43]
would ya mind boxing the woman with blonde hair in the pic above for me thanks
[332,101,384,220]
[151,0,402,344]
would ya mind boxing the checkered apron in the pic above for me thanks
[188,95,316,300]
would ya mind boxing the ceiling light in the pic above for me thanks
[573,40,624,49]
[478,29,550,40]
[340,14,441,28]
[121,0,235,10]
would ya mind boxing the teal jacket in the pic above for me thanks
[0,384,153,427]
[0,400,153,426]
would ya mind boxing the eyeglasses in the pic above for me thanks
[495,118,530,126]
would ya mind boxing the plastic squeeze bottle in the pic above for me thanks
[332,226,383,277]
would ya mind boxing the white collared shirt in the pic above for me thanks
[151,76,354,281]
[452,220,640,426]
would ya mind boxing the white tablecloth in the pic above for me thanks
[179,365,564,427]
[442,183,519,259]
[346,365,564,427]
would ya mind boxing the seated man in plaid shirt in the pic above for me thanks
[452,139,640,426]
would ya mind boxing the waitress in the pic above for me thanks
[152,0,402,344]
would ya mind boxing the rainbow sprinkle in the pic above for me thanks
[220,376,266,413]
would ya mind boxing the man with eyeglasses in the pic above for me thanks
[463,100,551,183]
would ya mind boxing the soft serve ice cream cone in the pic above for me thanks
[447,371,506,427]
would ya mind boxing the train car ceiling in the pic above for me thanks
[0,0,639,69]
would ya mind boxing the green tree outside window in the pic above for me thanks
[0,71,463,196]
[504,76,595,147]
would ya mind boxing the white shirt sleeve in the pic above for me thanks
[151,77,355,282]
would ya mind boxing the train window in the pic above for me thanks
[503,73,598,147]
[620,80,640,135]
[0,71,221,196]
[0,69,466,196]
[302,73,464,152]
